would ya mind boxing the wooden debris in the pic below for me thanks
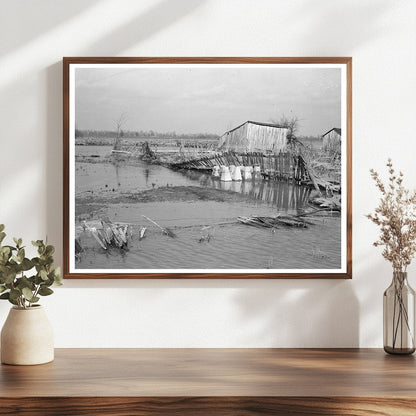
[199,225,214,243]
[296,208,337,217]
[75,239,84,260]
[91,228,108,250]
[237,215,308,229]
[142,215,177,238]
[309,195,341,211]
[141,141,157,161]
[81,219,131,250]
[198,234,212,243]
[139,227,147,241]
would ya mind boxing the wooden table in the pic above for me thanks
[1,349,415,415]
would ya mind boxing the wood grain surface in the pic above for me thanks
[0,349,415,415]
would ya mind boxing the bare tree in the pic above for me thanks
[271,114,299,144]
[113,113,128,150]
[115,112,128,138]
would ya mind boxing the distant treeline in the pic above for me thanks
[75,129,219,141]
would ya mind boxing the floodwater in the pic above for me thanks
[75,146,341,270]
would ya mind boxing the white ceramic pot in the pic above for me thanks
[1,305,54,365]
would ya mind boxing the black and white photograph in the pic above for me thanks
[64,58,351,278]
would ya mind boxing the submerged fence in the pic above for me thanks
[169,151,310,184]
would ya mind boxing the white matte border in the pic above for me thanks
[68,63,348,275]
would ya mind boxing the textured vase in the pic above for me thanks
[1,305,54,365]
[383,271,415,355]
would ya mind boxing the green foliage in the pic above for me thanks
[0,224,62,309]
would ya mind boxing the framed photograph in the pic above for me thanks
[63,57,352,279]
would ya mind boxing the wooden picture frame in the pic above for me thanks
[63,57,352,279]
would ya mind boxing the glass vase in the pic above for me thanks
[383,271,415,355]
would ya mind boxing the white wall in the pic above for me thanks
[0,0,415,347]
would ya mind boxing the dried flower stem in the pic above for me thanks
[366,159,416,272]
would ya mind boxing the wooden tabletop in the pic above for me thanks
[1,348,416,415]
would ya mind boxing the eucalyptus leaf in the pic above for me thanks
[53,267,63,285]
[17,248,25,263]
[45,245,55,256]
[52,266,61,278]
[0,232,5,244]
[9,288,21,301]
[8,297,18,306]
[0,246,10,256]
[3,272,16,284]
[34,275,43,285]
[38,287,53,296]
[22,287,34,301]
[39,269,48,281]
[0,224,4,232]
[20,258,33,271]
[17,276,35,290]
[3,245,17,251]
[43,276,54,287]
[43,256,54,265]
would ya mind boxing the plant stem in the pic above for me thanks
[391,275,414,350]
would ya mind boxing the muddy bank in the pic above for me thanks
[76,185,255,218]
[125,185,253,203]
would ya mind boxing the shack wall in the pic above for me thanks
[323,130,341,152]
[218,123,249,153]
[247,123,288,153]
[218,122,288,153]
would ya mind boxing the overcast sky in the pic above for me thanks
[75,65,341,137]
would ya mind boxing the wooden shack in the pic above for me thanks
[322,128,341,153]
[217,121,289,154]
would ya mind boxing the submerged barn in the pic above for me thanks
[217,121,289,154]
[322,128,341,153]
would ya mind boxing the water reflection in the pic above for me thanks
[76,145,312,213]
[179,170,312,213]
[144,168,150,186]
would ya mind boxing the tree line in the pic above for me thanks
[75,129,219,141]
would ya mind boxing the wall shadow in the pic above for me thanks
[287,0,393,51]
[83,0,206,55]
[46,62,64,262]
[232,279,359,347]
[45,0,205,265]
[0,0,101,56]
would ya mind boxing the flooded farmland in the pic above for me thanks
[75,145,341,270]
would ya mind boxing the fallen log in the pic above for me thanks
[237,215,308,229]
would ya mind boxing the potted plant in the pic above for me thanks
[0,224,62,365]
[367,159,416,354]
